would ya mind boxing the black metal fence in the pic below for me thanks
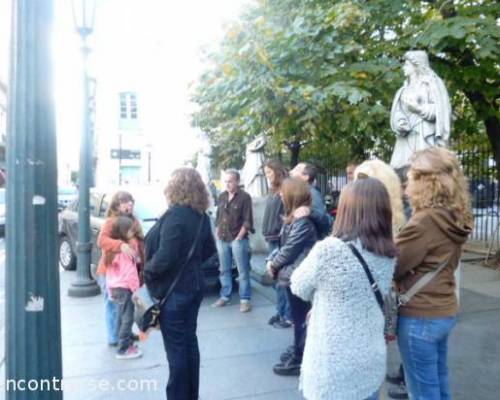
[314,142,499,250]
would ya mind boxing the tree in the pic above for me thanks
[192,0,499,175]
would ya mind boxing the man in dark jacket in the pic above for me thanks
[212,169,254,312]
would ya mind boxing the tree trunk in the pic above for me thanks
[290,145,300,168]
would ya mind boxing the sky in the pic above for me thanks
[52,0,250,175]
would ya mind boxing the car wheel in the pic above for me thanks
[59,236,76,270]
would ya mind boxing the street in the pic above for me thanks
[0,244,499,398]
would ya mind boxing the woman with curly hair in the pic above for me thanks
[395,148,472,400]
[144,168,216,400]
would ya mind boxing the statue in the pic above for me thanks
[241,134,268,197]
[196,138,212,185]
[390,50,451,169]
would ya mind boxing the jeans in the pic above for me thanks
[398,315,457,400]
[97,276,118,345]
[267,241,291,321]
[159,289,203,400]
[110,287,134,353]
[286,287,311,362]
[216,238,251,301]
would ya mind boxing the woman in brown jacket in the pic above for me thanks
[395,148,472,400]
[96,191,144,346]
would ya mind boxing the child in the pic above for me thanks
[106,215,143,359]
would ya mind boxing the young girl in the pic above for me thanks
[97,191,144,347]
[106,215,144,359]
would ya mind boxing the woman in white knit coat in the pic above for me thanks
[291,177,397,400]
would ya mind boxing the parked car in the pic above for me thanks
[58,186,78,211]
[470,178,497,209]
[58,186,225,286]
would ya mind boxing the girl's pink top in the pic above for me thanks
[106,252,140,293]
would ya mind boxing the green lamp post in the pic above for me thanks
[68,0,100,298]
[5,0,63,398]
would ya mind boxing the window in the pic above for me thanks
[119,92,138,120]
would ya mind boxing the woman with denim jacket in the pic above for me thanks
[266,177,318,376]
[144,168,216,400]
[395,148,472,400]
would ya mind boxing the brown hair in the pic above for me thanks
[281,178,312,224]
[301,163,317,184]
[333,178,398,258]
[105,216,134,265]
[106,190,144,239]
[164,167,209,213]
[407,148,472,227]
[265,160,288,194]
[106,191,134,218]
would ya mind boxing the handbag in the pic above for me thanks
[133,214,205,333]
[348,243,451,339]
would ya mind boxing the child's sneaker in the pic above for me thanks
[116,344,143,360]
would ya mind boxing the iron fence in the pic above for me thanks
[313,141,499,252]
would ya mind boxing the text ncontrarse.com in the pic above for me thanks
[0,378,159,392]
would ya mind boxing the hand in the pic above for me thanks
[293,206,311,219]
[405,100,421,114]
[266,261,275,278]
[120,243,134,258]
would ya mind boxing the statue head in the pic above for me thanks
[403,50,432,77]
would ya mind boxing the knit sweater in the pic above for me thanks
[291,237,395,400]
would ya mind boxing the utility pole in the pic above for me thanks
[6,0,63,398]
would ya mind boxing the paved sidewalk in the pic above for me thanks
[1,251,500,399]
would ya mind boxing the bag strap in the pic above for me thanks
[398,255,451,305]
[348,243,385,312]
[158,214,205,308]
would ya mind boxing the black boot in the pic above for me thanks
[273,355,301,376]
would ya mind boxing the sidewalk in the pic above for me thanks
[1,252,500,399]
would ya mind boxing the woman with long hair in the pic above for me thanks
[266,177,318,376]
[262,160,292,328]
[355,159,406,235]
[144,168,216,400]
[395,148,472,399]
[291,178,397,399]
[97,191,144,347]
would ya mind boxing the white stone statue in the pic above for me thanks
[390,50,451,169]
[196,139,212,184]
[241,134,268,197]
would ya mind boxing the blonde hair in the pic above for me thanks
[407,148,472,227]
[354,159,406,234]
[164,168,209,213]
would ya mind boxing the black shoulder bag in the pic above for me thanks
[133,215,205,333]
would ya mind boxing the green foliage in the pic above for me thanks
[191,0,500,171]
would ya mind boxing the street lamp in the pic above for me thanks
[68,0,100,297]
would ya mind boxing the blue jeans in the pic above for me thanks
[97,276,118,344]
[159,289,203,400]
[398,315,457,400]
[216,238,251,301]
[268,240,291,320]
